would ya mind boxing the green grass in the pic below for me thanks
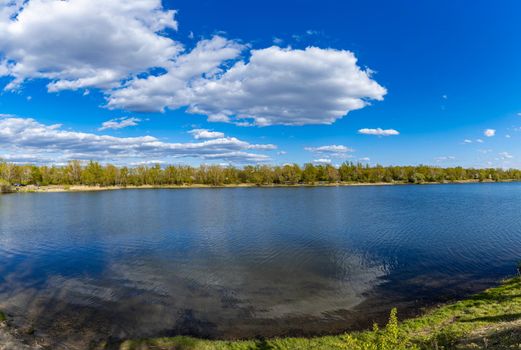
[0,310,6,322]
[109,278,521,350]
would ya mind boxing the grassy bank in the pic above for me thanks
[107,277,521,350]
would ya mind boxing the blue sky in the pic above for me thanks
[0,0,520,167]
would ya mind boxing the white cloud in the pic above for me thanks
[0,2,386,127]
[0,153,51,164]
[305,145,353,154]
[98,117,141,130]
[498,152,513,159]
[313,158,332,165]
[185,46,386,126]
[188,129,225,140]
[106,35,245,112]
[0,117,276,164]
[484,129,496,137]
[476,138,484,143]
[0,0,179,91]
[463,139,473,144]
[107,45,386,126]
[305,145,353,159]
[358,128,399,136]
[129,159,166,166]
[358,157,370,162]
[506,134,511,138]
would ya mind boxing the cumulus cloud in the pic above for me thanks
[0,0,388,130]
[99,117,141,130]
[0,117,276,164]
[0,153,51,164]
[185,46,386,126]
[484,129,496,137]
[305,145,353,159]
[0,0,180,91]
[0,1,386,127]
[106,35,245,112]
[358,128,399,136]
[313,158,332,165]
[305,145,353,154]
[188,129,225,140]
[130,160,167,166]
[463,139,473,144]
[107,45,386,126]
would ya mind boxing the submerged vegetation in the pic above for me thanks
[2,160,521,188]
[106,278,521,350]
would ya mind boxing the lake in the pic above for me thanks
[0,183,520,348]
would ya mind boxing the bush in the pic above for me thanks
[342,308,419,350]
[0,179,13,193]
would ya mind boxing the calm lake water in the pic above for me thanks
[0,183,520,347]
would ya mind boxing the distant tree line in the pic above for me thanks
[1,160,521,188]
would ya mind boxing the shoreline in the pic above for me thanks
[6,179,521,194]
[112,277,521,349]
[1,277,520,349]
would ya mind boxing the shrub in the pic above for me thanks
[343,308,419,350]
[0,179,13,193]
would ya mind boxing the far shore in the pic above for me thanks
[6,178,521,194]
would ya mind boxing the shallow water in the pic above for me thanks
[0,183,520,347]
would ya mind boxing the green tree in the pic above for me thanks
[81,161,103,185]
